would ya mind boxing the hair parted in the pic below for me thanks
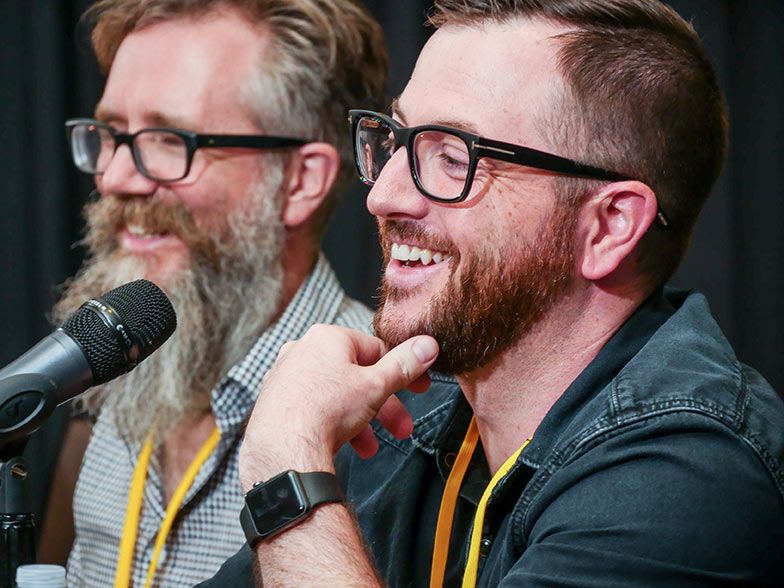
[428,0,729,288]
[84,0,389,239]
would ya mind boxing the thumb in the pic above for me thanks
[371,335,439,392]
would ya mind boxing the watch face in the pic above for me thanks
[248,471,309,537]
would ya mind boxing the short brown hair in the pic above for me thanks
[84,0,389,238]
[429,0,728,288]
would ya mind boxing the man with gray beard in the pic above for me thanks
[55,167,287,442]
[40,0,387,586]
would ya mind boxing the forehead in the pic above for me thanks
[97,8,270,131]
[397,19,568,148]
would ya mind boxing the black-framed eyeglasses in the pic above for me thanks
[65,118,309,182]
[348,109,670,229]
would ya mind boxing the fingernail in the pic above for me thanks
[412,336,438,363]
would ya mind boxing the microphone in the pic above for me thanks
[0,279,177,445]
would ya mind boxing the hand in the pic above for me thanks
[238,325,439,491]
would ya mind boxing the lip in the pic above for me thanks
[118,227,178,252]
[383,256,449,292]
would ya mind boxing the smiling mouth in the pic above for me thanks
[126,223,168,240]
[390,242,448,267]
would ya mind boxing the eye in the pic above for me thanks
[434,140,470,179]
[437,147,469,170]
[138,131,185,151]
[156,133,183,146]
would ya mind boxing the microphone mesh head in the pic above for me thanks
[59,280,177,384]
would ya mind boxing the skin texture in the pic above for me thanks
[239,18,659,587]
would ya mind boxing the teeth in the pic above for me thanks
[127,224,161,239]
[390,242,446,265]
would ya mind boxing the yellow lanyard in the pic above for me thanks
[429,416,532,588]
[114,426,221,588]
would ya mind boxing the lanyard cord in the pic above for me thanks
[429,416,531,588]
[115,426,221,588]
[115,431,154,588]
[429,416,480,588]
[461,438,530,588]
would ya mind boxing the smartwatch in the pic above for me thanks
[240,470,345,546]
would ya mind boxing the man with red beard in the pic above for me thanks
[201,0,784,587]
[41,0,387,585]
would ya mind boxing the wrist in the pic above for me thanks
[239,431,335,493]
[240,470,345,546]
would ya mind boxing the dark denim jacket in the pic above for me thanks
[199,290,784,587]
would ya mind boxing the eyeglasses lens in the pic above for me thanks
[355,115,471,202]
[69,123,189,181]
[134,130,188,181]
[412,130,470,201]
[356,116,394,184]
[70,123,113,174]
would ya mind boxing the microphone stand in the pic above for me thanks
[1,443,36,586]
[0,374,60,586]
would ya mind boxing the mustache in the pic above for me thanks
[377,219,459,261]
[83,194,218,256]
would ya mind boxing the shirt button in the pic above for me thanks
[479,537,492,557]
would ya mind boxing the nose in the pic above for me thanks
[96,143,158,196]
[366,148,430,220]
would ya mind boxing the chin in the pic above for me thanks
[373,303,423,348]
[119,249,188,292]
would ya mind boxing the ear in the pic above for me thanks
[281,142,340,229]
[578,181,659,281]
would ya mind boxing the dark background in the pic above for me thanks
[0,1,782,526]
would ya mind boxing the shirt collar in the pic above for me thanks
[518,287,675,469]
[410,288,676,472]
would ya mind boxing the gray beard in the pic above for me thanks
[54,178,285,446]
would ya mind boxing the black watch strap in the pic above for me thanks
[298,471,344,505]
[240,470,344,546]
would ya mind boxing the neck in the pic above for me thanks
[278,230,319,319]
[458,286,642,474]
[161,410,217,502]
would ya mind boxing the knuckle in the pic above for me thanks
[277,341,294,358]
[305,323,332,338]
[393,353,412,381]
[365,370,389,395]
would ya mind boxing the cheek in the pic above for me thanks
[181,151,261,206]
[173,178,239,231]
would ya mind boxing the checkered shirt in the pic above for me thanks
[66,254,374,587]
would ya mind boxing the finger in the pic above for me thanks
[375,395,413,439]
[369,335,439,394]
[344,329,389,367]
[405,372,432,395]
[275,339,296,361]
[349,424,379,459]
[299,324,385,366]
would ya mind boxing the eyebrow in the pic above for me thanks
[390,97,406,124]
[391,97,482,136]
[93,106,194,132]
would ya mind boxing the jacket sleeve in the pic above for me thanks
[193,542,255,588]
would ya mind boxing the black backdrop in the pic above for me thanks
[1,1,782,523]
